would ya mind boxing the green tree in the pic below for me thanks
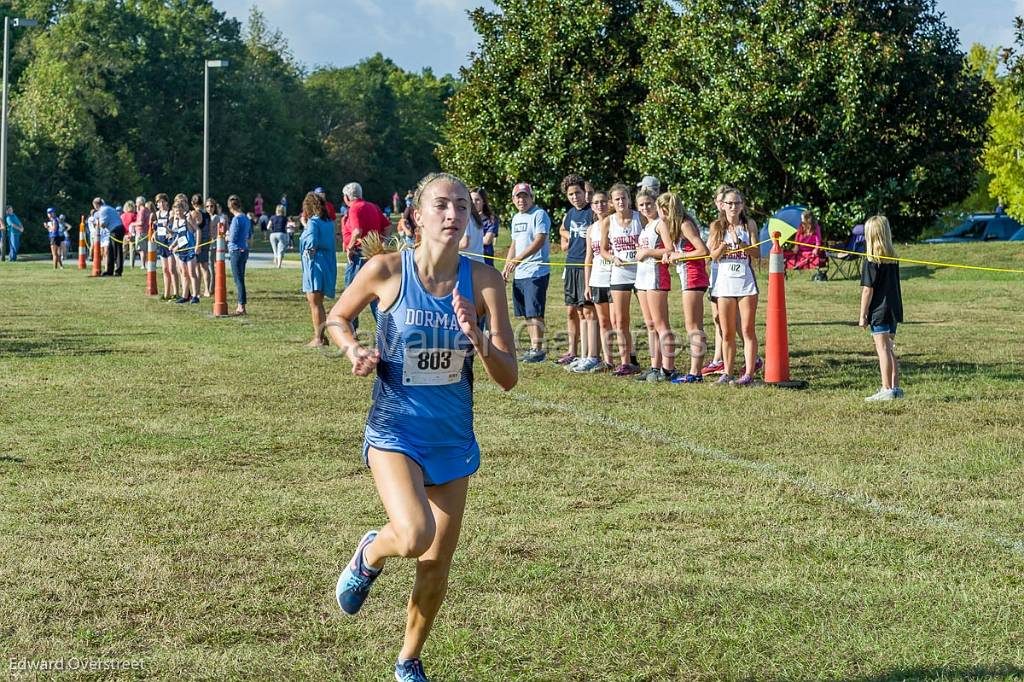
[982,22,1024,218]
[935,44,1000,225]
[305,54,451,206]
[4,0,318,245]
[211,7,310,206]
[438,0,649,208]
[629,0,992,239]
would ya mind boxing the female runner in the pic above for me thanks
[327,172,517,682]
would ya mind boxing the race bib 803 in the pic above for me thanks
[402,348,469,386]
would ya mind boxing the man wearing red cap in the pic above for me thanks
[503,182,551,362]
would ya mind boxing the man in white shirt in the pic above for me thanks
[502,182,551,363]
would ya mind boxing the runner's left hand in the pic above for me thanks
[452,282,479,339]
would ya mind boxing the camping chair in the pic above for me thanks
[825,224,866,280]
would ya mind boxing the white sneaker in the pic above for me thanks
[865,388,897,401]
[572,357,601,373]
[565,357,584,372]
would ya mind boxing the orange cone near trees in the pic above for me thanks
[212,223,228,317]
[145,227,158,296]
[764,231,808,389]
[77,216,87,269]
[90,217,102,277]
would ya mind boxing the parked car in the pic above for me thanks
[924,213,1023,243]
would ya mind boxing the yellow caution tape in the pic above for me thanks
[473,240,772,268]
[786,239,1024,275]
[108,234,218,252]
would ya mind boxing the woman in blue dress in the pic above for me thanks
[326,173,517,682]
[300,191,338,347]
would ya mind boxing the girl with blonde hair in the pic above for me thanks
[662,193,710,382]
[633,187,676,381]
[859,215,904,400]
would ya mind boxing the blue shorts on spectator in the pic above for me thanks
[513,274,549,318]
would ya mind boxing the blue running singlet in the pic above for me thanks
[154,210,173,258]
[363,248,480,485]
[172,217,196,262]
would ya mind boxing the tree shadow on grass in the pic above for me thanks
[0,333,139,357]
[829,663,1024,681]
[0,455,25,463]
[257,293,306,302]
[794,352,1021,388]
[899,264,938,280]
[790,320,930,327]
[900,359,1022,383]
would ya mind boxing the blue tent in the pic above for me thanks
[760,204,807,257]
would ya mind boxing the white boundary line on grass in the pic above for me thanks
[489,387,1024,559]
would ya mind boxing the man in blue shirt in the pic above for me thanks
[502,182,551,362]
[93,197,125,276]
[5,206,25,262]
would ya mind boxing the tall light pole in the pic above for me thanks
[0,17,37,262]
[203,59,228,202]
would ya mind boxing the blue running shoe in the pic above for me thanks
[335,530,381,615]
[395,658,430,682]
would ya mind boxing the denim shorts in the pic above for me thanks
[871,322,897,335]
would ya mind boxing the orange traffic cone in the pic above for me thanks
[77,216,87,269]
[212,223,228,317]
[90,220,102,277]
[145,227,158,296]
[764,231,807,389]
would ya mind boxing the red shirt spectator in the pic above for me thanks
[343,198,390,251]
[133,205,151,237]
[121,210,137,233]
[325,200,337,222]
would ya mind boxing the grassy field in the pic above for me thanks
[1,241,1023,681]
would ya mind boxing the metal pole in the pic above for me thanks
[1,17,10,263]
[202,60,209,202]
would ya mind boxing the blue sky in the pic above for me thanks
[214,0,1023,75]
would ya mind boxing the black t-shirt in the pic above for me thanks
[563,206,594,265]
[197,210,211,241]
[269,215,287,234]
[860,260,903,326]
